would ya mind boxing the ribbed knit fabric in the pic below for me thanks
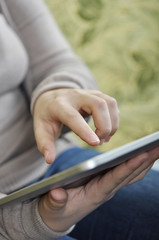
[0,0,97,193]
[0,0,97,238]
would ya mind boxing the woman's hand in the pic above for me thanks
[33,89,120,163]
[38,146,159,232]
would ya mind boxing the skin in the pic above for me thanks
[33,89,120,163]
[33,89,159,232]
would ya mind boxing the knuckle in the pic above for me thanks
[71,88,82,95]
[61,106,78,120]
[97,128,112,139]
[53,96,65,107]
[95,98,107,110]
[108,97,118,108]
[93,90,102,96]
[65,110,77,119]
[53,96,71,115]
[104,128,112,136]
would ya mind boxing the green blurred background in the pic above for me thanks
[45,0,159,151]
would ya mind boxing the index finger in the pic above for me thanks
[55,103,100,145]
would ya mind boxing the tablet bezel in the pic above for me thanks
[0,131,159,207]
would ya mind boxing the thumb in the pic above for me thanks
[38,189,68,231]
[46,188,68,210]
[34,119,61,164]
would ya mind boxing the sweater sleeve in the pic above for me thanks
[0,198,74,240]
[5,0,98,113]
[0,1,96,238]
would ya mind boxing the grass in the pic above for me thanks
[45,0,159,151]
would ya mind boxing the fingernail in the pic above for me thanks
[90,134,100,144]
[44,150,52,164]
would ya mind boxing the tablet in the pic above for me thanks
[0,131,159,207]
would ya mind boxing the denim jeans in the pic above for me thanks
[37,147,159,240]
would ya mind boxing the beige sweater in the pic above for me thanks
[0,0,97,239]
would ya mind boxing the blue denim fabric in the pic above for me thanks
[70,169,159,240]
[57,237,76,240]
[37,147,101,180]
[34,147,159,240]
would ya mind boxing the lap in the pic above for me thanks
[70,169,159,240]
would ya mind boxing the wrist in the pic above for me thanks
[36,198,75,238]
[38,189,75,232]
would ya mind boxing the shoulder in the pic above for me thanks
[5,0,48,29]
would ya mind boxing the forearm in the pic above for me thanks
[30,50,97,114]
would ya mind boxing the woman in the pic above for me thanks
[0,0,159,239]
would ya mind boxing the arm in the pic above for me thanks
[5,0,102,161]
[5,0,97,107]
[5,0,119,162]
[0,199,74,240]
[0,0,98,239]
[4,1,155,239]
